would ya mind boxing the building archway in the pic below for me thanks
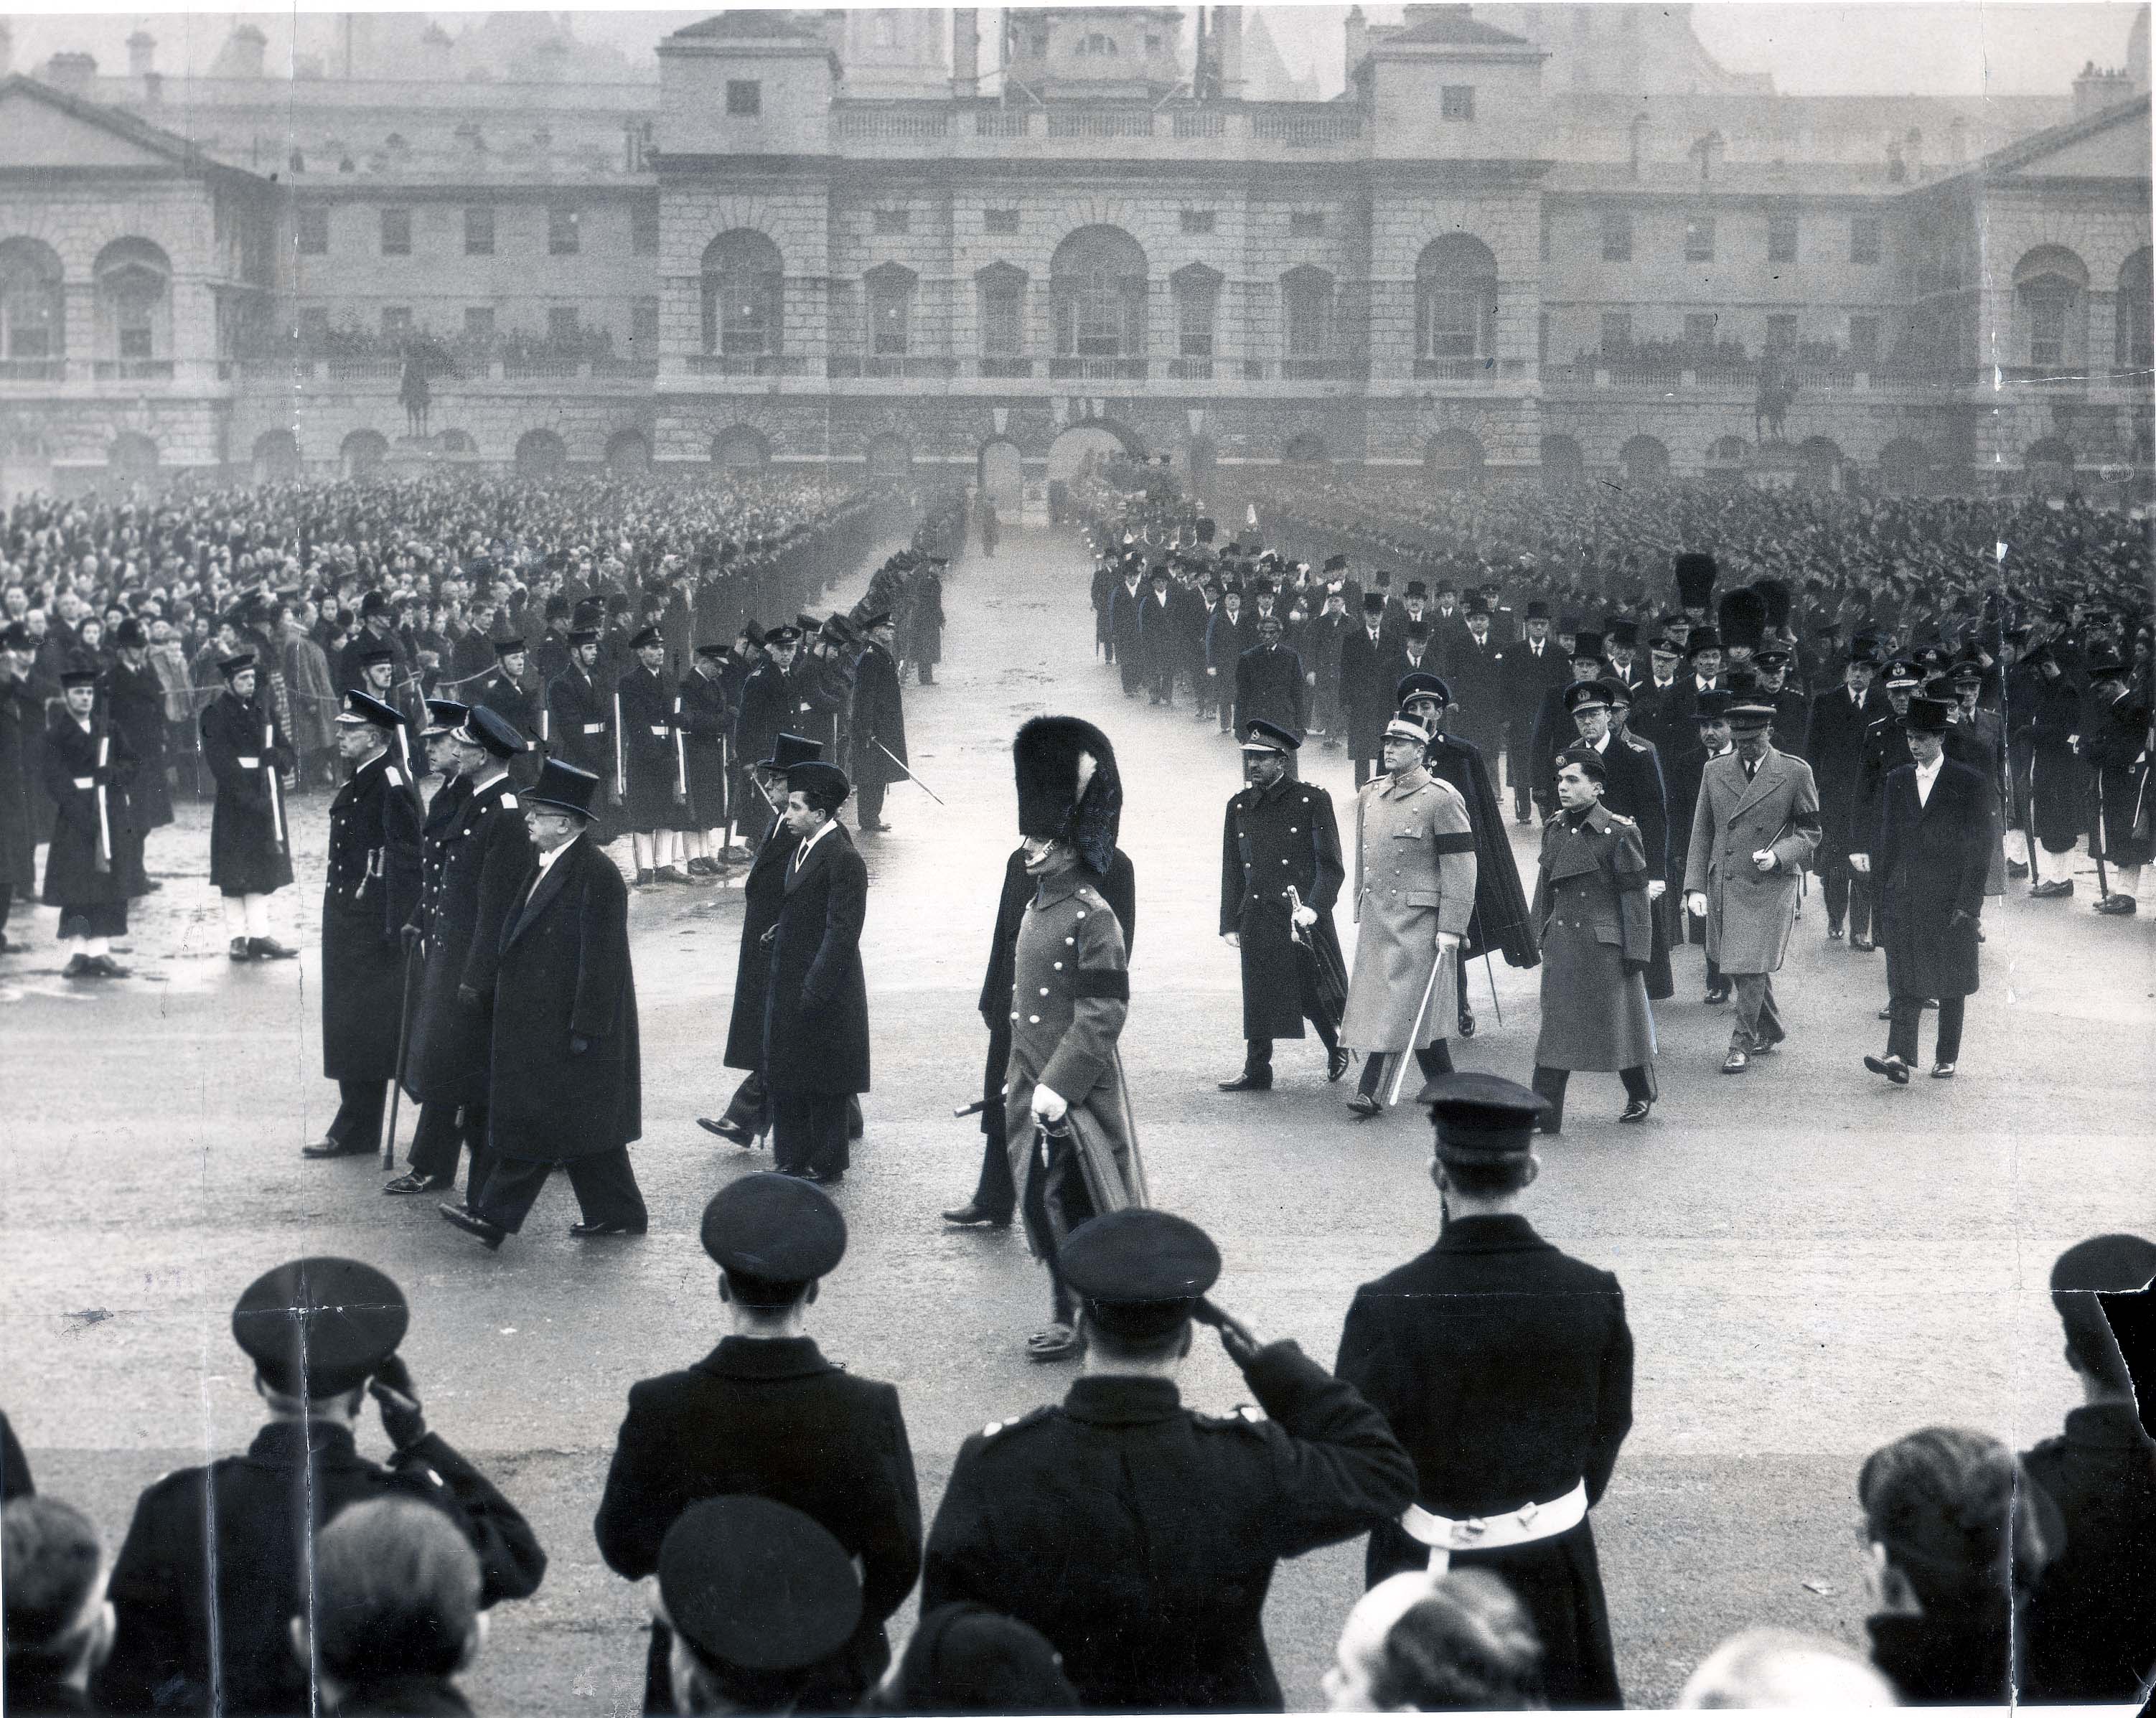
[108,431,160,486]
[1046,421,1138,487]
[1539,434,1584,488]
[863,431,911,482]
[252,428,301,483]
[341,428,388,478]
[604,429,650,475]
[1878,437,1929,494]
[978,438,1023,517]
[1283,430,1328,466]
[515,428,567,477]
[1425,427,1484,488]
[1618,434,1669,485]
[711,426,769,472]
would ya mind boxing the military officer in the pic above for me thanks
[1531,748,1658,1129]
[385,699,471,1191]
[1852,658,1923,949]
[850,613,909,833]
[618,626,687,885]
[677,642,733,875]
[95,1259,545,1714]
[387,707,532,1196]
[40,660,139,980]
[731,625,797,848]
[1336,1075,1633,1709]
[474,638,542,787]
[304,690,423,1161]
[1217,719,1348,1091]
[201,651,300,961]
[2078,653,2152,916]
[924,1208,1417,1712]
[1341,718,1477,1119]
[543,621,614,839]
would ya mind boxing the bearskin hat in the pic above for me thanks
[1674,552,1718,611]
[1014,716,1122,878]
[1752,576,1791,632]
[1718,586,1768,653]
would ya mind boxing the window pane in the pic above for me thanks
[464,307,495,341]
[726,80,761,116]
[1684,313,1718,346]
[549,207,579,255]
[1684,218,1714,262]
[381,307,411,341]
[1766,314,1796,350]
[1848,316,1880,362]
[870,281,909,355]
[1600,212,1631,263]
[982,284,1021,355]
[464,206,494,255]
[1851,217,1881,265]
[548,306,579,343]
[1440,85,1474,121]
[297,207,328,255]
[1600,312,1631,350]
[1768,216,1798,263]
[380,208,411,255]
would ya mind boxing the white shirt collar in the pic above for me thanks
[1913,751,1944,778]
[795,817,838,863]
[535,832,580,878]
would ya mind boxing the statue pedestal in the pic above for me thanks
[1745,441,1805,492]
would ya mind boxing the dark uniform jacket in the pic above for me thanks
[405,774,530,1107]
[1336,1213,1634,1709]
[39,710,137,914]
[95,1419,545,1716]
[1627,674,1689,761]
[488,836,639,1163]
[594,1335,922,1709]
[923,1343,1417,1712]
[1855,713,1915,852]
[675,666,731,828]
[1234,643,1309,738]
[321,750,423,1082]
[763,824,871,1097]
[616,665,681,834]
[1222,774,1344,1040]
[2084,685,2154,866]
[202,689,294,896]
[851,643,907,786]
[543,664,611,780]
[731,662,791,780]
[1875,757,1989,1002]
[2020,1400,2156,1704]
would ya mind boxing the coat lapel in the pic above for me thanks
[1730,749,1781,820]
[784,827,839,896]
[505,841,577,949]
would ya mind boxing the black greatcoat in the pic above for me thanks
[616,665,682,834]
[473,670,540,787]
[850,643,908,787]
[731,661,791,776]
[1337,624,1396,759]
[1336,1213,1634,1709]
[405,776,531,1107]
[1874,758,1988,1000]
[321,751,423,1081]
[723,823,800,1071]
[1423,731,1539,968]
[39,711,138,915]
[1222,775,1345,1040]
[594,1336,923,1712]
[94,1420,545,1717]
[544,665,611,779]
[202,690,294,896]
[763,826,871,1096]
[923,1343,1416,1713]
[1806,684,1881,861]
[107,655,174,828]
[676,666,731,827]
[487,837,640,1161]
[1234,642,1310,737]
[2019,1402,2156,1704]
[0,677,38,898]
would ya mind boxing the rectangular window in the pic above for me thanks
[463,306,495,342]
[1600,311,1632,351]
[1178,289,1215,359]
[1765,313,1797,351]
[1440,85,1475,121]
[1285,280,1334,360]
[1847,314,1880,363]
[873,208,910,236]
[548,306,580,344]
[631,297,660,354]
[1289,210,1326,237]
[548,206,580,255]
[981,281,1023,357]
[726,80,761,116]
[1768,213,1799,263]
[632,200,660,255]
[296,206,328,255]
[869,279,910,357]
[1179,209,1216,235]
[380,207,411,256]
[1684,311,1719,347]
[298,306,329,347]
[1600,210,1631,263]
[1684,217,1715,263]
[380,306,412,342]
[1850,215,1882,265]
[984,208,1020,235]
[464,205,494,255]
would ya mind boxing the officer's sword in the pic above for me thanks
[264,719,289,855]
[873,739,945,806]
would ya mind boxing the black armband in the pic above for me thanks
[1075,968,1130,1001]
[1429,832,1476,855]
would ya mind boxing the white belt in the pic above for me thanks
[1400,1480,1587,1574]
[73,776,94,790]
[238,756,261,770]
[582,723,606,734]
[650,725,669,737]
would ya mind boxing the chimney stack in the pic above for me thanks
[127,31,155,76]
[952,7,980,93]
[223,23,267,78]
[45,52,98,97]
[1214,4,1245,99]
[2072,62,2134,117]
[1344,6,1367,85]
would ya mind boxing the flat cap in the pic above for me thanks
[233,1257,407,1397]
[423,698,469,736]
[629,626,664,652]
[700,1173,847,1283]
[1563,680,1611,714]
[1397,671,1451,708]
[335,690,403,730]
[454,705,528,759]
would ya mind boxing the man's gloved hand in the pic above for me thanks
[370,1355,428,1450]
[1685,891,1709,919]
[1222,931,1240,948]
[399,923,423,952]
[1850,853,1871,876]
[1291,903,1318,929]
[1031,1083,1069,1124]
[1646,880,1667,901]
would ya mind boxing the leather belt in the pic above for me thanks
[1399,1479,1588,1574]
[582,722,606,734]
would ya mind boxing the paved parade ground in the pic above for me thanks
[4,526,2152,1712]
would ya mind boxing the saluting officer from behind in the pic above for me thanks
[1218,718,1348,1092]
[1336,1074,1634,1709]
[95,1259,545,1714]
[924,1208,1416,1712]
[304,691,423,1163]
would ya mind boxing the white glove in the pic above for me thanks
[1435,930,1462,952]
[1031,1084,1068,1123]
[1685,891,1708,919]
[1291,904,1318,929]
[1646,880,1667,901]
[1222,931,1241,948]
[1850,853,1871,875]
[1753,849,1777,873]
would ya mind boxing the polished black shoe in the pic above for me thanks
[1618,1099,1652,1124]
[2096,894,2139,916]
[438,1202,505,1249]
[634,868,655,886]
[249,937,300,960]
[2031,878,2073,899]
[228,937,256,962]
[1877,1005,1894,1020]
[90,954,131,977]
[1827,924,1845,940]
[1702,985,1730,1006]
[1864,1053,1911,1086]
[1849,934,1875,952]
[301,1137,371,1159]
[569,1219,647,1238]
[61,953,95,978]
[1930,1062,1956,1079]
[1217,1071,1272,1092]
[1720,1046,1749,1075]
[695,1115,756,1147]
[1457,1003,1476,1039]
[1345,1093,1383,1119]
[1326,1044,1351,1083]
[2005,860,2030,878]
[941,1202,1011,1229]
[383,1171,451,1196]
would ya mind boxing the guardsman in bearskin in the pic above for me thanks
[1337,1075,1634,1709]
[42,659,139,979]
[304,690,423,1162]
[1217,719,1348,1092]
[202,650,300,961]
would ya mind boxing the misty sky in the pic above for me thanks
[8,3,2148,99]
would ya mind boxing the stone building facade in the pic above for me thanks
[0,4,2148,502]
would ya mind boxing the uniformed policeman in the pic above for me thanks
[1336,1074,1634,1708]
[94,1259,546,1714]
[304,690,423,1161]
[1218,718,1348,1090]
[924,1208,1417,1712]
[595,1174,921,1712]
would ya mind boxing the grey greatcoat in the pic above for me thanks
[1000,869,1145,1258]
[1340,767,1477,1052]
[1532,803,1656,1071]
[1682,747,1822,976]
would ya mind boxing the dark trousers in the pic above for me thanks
[1148,661,1175,705]
[772,1094,850,1179]
[1888,993,1965,1065]
[1023,1128,1097,1325]
[472,1147,646,1233]
[716,1069,772,1141]
[1731,972,1785,1048]
[1506,733,1533,817]
[1530,1064,1655,1132]
[1356,1041,1453,1102]
[1119,653,1143,695]
[328,1079,387,1152]
[408,1101,486,1186]
[856,777,886,827]
[965,1025,1016,1222]
[1824,863,1873,937]
[1245,966,1341,1074]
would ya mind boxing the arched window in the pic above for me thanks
[2013,245,2087,374]
[2115,248,2152,373]
[701,230,783,370]
[251,428,301,482]
[0,239,64,375]
[515,428,567,477]
[1079,32,1117,55]
[1618,434,1669,485]
[94,238,172,374]
[1051,226,1147,380]
[341,428,388,479]
[605,429,650,474]
[864,262,917,372]
[1281,266,1338,378]
[1415,235,1498,377]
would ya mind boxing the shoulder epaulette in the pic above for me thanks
[1606,809,1636,826]
[498,792,517,809]
[383,766,404,788]
[978,1404,1056,1442]
[1196,1402,1268,1432]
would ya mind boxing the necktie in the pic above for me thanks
[1743,757,1758,782]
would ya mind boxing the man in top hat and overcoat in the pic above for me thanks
[1808,645,1884,942]
[441,758,647,1248]
[305,690,423,1161]
[1497,602,1569,821]
[95,1257,545,1714]
[1336,1074,1633,1709]
[1338,593,1397,787]
[202,650,301,961]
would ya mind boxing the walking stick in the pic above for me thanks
[383,945,417,1170]
[1483,950,1504,1026]
[2091,765,2112,903]
[873,738,946,805]
[1387,942,1450,1107]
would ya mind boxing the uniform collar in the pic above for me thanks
[1033,867,1088,909]
[1064,1373,1184,1426]
[1382,766,1430,799]
[1434,1212,1545,1254]
[248,1418,360,1463]
[698,1335,835,1381]
[2061,1399,2152,1450]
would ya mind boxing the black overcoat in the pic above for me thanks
[1336,1213,1634,1709]
[1336,624,1395,758]
[763,826,871,1096]
[107,655,174,829]
[406,776,530,1107]
[1447,635,1505,758]
[321,751,422,1081]
[1423,732,1539,968]
[2086,686,2155,866]
[1806,683,1881,859]
[908,566,945,667]
[922,1343,1416,1713]
[1234,642,1309,736]
[2018,670,2087,853]
[95,1420,544,1717]
[1109,579,1146,665]
[594,1335,923,1711]
[0,677,37,897]
[545,663,618,842]
[616,665,682,834]
[676,666,731,827]
[1875,758,1988,1000]
[201,690,294,897]
[2019,1402,2156,1704]
[473,670,540,786]
[39,710,137,912]
[850,644,908,786]
[731,661,791,777]
[1221,775,1344,1040]
[723,823,799,1070]
[487,837,640,1161]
